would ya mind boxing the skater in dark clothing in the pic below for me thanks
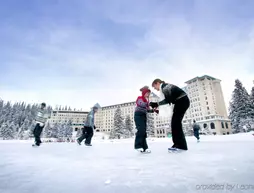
[150,79,190,151]
[134,86,159,153]
[193,120,200,142]
[33,103,49,147]
[77,105,98,146]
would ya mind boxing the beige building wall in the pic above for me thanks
[48,75,231,138]
[95,92,159,134]
[48,110,89,133]
[95,102,136,133]
[213,80,228,118]
[183,75,232,135]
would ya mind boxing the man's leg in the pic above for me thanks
[171,112,187,150]
[197,130,200,140]
[34,124,44,146]
[194,130,197,139]
[171,97,190,150]
[85,127,94,145]
[77,127,87,143]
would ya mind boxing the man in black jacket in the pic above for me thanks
[149,79,190,151]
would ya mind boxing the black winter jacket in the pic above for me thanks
[159,83,187,105]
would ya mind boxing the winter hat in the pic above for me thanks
[140,86,149,91]
[93,106,99,110]
[140,86,151,97]
[41,102,46,107]
[92,103,101,109]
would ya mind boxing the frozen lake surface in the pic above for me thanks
[0,133,254,193]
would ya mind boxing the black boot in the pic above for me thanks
[76,139,81,145]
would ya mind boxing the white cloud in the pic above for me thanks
[132,17,254,111]
[1,1,254,114]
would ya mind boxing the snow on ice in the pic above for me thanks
[0,133,254,193]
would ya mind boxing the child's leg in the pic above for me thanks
[134,114,146,150]
[143,132,148,150]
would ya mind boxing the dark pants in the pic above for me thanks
[171,96,190,150]
[78,126,94,144]
[194,129,200,140]
[134,111,148,150]
[33,123,44,146]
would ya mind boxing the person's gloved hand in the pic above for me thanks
[149,102,159,108]
[154,109,159,114]
[94,126,96,130]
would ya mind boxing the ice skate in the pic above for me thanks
[142,149,151,154]
[85,143,92,146]
[76,139,81,145]
[168,147,183,153]
[135,148,144,153]
[32,143,39,147]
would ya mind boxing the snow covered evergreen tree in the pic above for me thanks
[17,118,30,139]
[247,87,254,131]
[42,122,51,138]
[65,120,73,138]
[76,128,82,138]
[0,122,8,139]
[229,79,251,133]
[51,123,60,138]
[57,123,65,139]
[110,106,124,139]
[147,114,155,137]
[124,115,133,138]
[1,121,15,139]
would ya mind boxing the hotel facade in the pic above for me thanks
[48,75,232,137]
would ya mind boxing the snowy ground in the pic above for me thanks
[1,134,254,193]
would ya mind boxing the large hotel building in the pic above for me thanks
[48,75,232,137]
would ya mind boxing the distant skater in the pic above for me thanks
[193,120,200,142]
[134,86,159,153]
[149,79,190,151]
[77,105,98,146]
[33,103,49,147]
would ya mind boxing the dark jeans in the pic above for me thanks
[33,123,44,146]
[78,126,94,144]
[134,111,148,150]
[194,129,200,140]
[171,96,190,150]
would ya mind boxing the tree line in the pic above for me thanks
[0,101,73,140]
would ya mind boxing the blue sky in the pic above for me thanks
[1,0,254,110]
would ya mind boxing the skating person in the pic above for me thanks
[77,105,98,146]
[193,120,200,142]
[33,103,49,147]
[149,79,190,151]
[134,86,159,153]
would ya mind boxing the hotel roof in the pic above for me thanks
[185,75,220,84]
